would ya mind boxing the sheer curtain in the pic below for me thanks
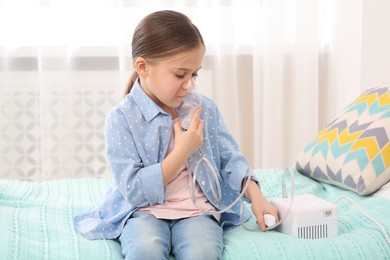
[0,0,363,180]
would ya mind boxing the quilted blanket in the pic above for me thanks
[0,168,389,259]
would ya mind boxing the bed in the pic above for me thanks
[1,168,389,259]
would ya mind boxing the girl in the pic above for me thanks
[74,10,278,260]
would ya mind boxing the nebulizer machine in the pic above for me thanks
[174,77,286,232]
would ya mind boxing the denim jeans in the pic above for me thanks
[119,211,223,260]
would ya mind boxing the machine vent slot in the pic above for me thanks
[298,224,328,239]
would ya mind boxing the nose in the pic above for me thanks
[182,77,196,92]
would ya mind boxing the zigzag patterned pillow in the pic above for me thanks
[296,85,390,195]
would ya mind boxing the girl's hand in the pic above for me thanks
[244,179,279,229]
[173,107,204,158]
[251,199,279,229]
[161,108,204,185]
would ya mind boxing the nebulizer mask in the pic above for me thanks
[175,77,202,130]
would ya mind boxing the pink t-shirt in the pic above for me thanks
[140,122,218,220]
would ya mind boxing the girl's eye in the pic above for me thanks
[175,72,199,79]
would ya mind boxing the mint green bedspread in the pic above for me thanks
[0,168,389,259]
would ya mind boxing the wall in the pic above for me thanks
[319,0,362,127]
[361,0,390,89]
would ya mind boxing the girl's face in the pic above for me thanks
[139,46,205,116]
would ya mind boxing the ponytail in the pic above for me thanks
[124,71,138,98]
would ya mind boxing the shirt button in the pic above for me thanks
[201,181,206,186]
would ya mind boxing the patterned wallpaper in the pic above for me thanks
[0,89,120,181]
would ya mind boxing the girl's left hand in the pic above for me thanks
[243,179,279,229]
[251,199,279,229]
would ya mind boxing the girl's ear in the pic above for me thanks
[134,57,148,76]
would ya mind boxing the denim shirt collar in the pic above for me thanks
[128,78,170,122]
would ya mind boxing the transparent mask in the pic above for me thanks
[174,77,202,130]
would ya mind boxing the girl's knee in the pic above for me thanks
[121,237,170,260]
[172,216,223,260]
[119,212,171,259]
[174,242,223,260]
[173,230,223,260]
[191,242,223,260]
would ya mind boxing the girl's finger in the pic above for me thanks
[189,107,202,129]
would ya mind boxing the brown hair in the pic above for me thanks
[124,10,204,96]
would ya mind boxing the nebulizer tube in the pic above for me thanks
[175,79,296,231]
[188,157,253,215]
[174,77,254,216]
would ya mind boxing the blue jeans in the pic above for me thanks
[119,211,223,260]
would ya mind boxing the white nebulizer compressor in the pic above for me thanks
[271,194,338,239]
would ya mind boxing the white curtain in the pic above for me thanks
[0,0,363,180]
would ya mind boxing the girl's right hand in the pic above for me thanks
[161,108,204,184]
[173,107,204,158]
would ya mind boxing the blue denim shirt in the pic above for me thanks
[74,80,255,240]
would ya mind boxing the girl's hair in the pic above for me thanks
[124,10,204,96]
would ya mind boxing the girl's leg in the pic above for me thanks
[119,211,171,260]
[171,215,223,260]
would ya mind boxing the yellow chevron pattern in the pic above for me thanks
[317,128,338,145]
[350,137,380,160]
[338,129,362,146]
[379,91,390,106]
[353,91,377,106]
[383,143,390,168]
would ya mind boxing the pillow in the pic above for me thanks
[296,85,390,195]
